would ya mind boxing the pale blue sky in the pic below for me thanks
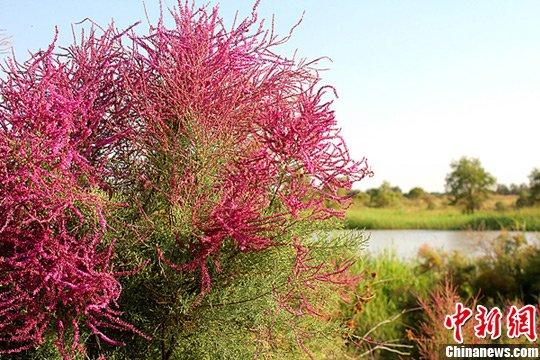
[1,1,539,192]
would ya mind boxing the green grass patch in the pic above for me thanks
[345,207,540,230]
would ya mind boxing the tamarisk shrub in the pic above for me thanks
[120,0,369,292]
[0,28,147,358]
[0,1,370,358]
[105,3,370,358]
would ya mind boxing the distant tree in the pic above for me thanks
[445,157,496,213]
[406,186,426,199]
[517,168,540,207]
[351,191,370,206]
[509,184,519,194]
[369,181,402,207]
[347,189,361,197]
[366,188,378,198]
[528,168,540,206]
[509,183,528,195]
[496,184,510,195]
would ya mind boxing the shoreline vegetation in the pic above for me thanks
[343,191,540,231]
[342,160,540,231]
[342,231,540,358]
[345,207,540,231]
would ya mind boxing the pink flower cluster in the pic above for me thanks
[0,28,146,357]
[132,3,370,293]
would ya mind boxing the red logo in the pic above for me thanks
[474,305,502,340]
[444,302,473,343]
[506,305,537,342]
[445,303,537,343]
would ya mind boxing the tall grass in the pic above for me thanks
[342,251,436,358]
[345,207,540,230]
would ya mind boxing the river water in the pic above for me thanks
[332,230,540,259]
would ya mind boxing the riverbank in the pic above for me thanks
[345,207,540,231]
[341,231,540,358]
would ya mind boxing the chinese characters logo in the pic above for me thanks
[444,303,537,343]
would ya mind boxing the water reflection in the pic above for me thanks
[335,230,540,259]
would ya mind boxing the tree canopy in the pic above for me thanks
[445,157,496,213]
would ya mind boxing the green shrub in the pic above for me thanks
[406,187,426,199]
[418,232,540,305]
[368,182,404,208]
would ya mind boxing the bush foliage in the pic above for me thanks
[445,157,496,213]
[0,3,370,359]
